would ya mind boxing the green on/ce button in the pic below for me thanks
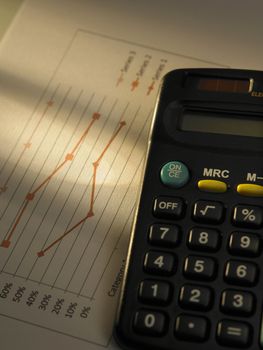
[160,161,190,188]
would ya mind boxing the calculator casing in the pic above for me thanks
[114,68,263,350]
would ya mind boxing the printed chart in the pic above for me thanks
[0,30,222,346]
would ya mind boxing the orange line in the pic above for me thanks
[31,113,100,195]
[37,215,89,257]
[38,120,126,256]
[2,112,99,248]
[31,160,68,195]
[70,113,99,154]
[96,121,126,164]
[88,163,98,215]
[1,200,30,246]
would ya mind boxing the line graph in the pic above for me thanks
[1,111,100,250]
[37,119,126,257]
[0,29,223,346]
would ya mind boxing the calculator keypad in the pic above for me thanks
[129,196,262,349]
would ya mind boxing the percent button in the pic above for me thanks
[233,205,263,228]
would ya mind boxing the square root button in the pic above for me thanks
[153,197,185,219]
[193,200,224,224]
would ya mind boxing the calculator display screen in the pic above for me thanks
[180,111,263,138]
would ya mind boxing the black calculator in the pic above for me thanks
[114,68,263,350]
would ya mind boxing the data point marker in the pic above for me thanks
[1,240,10,248]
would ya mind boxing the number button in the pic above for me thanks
[179,284,213,310]
[138,280,172,305]
[149,224,180,247]
[221,290,255,316]
[224,260,258,286]
[229,232,260,257]
[184,256,216,281]
[144,251,176,275]
[217,320,252,347]
[133,310,167,336]
[188,227,220,251]
[175,314,209,342]
[193,200,224,223]
[233,205,263,228]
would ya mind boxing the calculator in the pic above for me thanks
[114,68,263,350]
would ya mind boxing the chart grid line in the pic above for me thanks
[11,93,96,276]
[0,86,72,222]
[0,84,60,180]
[25,96,110,282]
[1,88,82,251]
[81,116,150,297]
[70,110,151,296]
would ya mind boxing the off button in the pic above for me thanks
[153,196,185,219]
[160,161,190,188]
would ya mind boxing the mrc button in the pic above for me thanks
[153,197,184,219]
[160,161,190,188]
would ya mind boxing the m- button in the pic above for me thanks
[153,197,184,219]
